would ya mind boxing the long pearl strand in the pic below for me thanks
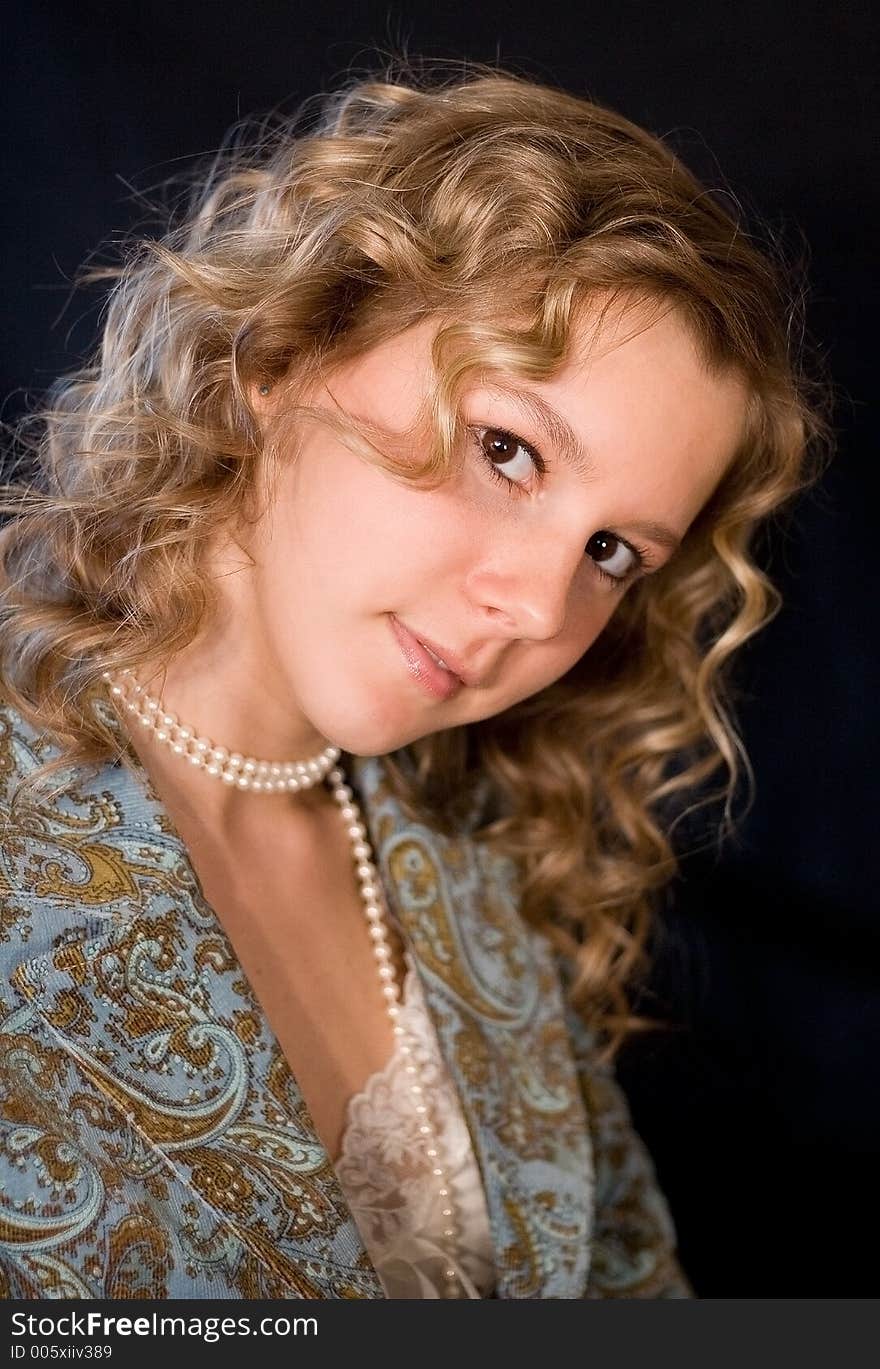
[325,761,464,1297]
[101,668,464,1296]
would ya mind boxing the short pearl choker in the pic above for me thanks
[101,667,465,1297]
[102,668,340,791]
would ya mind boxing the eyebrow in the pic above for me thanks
[481,383,595,480]
[479,382,683,553]
[618,519,682,552]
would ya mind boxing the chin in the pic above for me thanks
[303,696,435,760]
[336,719,445,759]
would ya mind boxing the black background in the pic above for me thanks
[3,1,877,1295]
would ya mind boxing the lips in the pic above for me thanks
[420,642,452,671]
[389,615,464,702]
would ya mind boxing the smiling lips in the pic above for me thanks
[388,615,465,701]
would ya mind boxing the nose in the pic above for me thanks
[465,535,583,642]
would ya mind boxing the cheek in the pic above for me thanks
[562,584,619,658]
[274,450,449,581]
[345,483,478,592]
[493,596,617,710]
[546,616,608,682]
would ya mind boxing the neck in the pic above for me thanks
[104,528,340,833]
[104,655,341,838]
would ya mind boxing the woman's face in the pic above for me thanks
[242,298,748,758]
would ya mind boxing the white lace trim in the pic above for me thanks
[333,951,496,1298]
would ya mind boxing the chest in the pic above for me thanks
[173,805,411,1166]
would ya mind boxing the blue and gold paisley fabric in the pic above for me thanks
[0,695,690,1299]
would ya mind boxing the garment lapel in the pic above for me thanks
[2,697,383,1299]
[350,754,595,1298]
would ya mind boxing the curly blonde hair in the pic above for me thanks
[0,59,832,1057]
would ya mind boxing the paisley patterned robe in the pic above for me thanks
[0,694,691,1299]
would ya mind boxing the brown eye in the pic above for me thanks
[486,430,513,455]
[585,531,638,580]
[474,426,542,487]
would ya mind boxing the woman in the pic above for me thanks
[0,64,828,1299]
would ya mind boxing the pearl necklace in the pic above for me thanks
[102,668,340,790]
[101,668,465,1297]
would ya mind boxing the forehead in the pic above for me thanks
[536,297,750,500]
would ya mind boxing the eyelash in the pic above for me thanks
[470,425,651,591]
